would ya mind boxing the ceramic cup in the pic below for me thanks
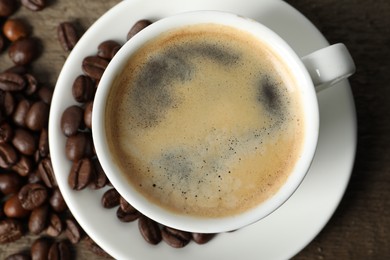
[92,10,355,233]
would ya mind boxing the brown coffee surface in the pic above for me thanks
[105,24,304,218]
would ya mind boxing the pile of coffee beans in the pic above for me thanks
[0,1,43,64]
[0,52,80,258]
[0,1,113,259]
[60,19,218,249]
[1,1,217,257]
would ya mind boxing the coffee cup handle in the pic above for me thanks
[301,43,355,92]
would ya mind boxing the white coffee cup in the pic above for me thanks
[92,10,355,233]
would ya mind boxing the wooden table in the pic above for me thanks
[1,0,389,259]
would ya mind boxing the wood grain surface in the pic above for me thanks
[289,0,390,259]
[1,0,389,259]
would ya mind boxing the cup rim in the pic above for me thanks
[92,10,319,233]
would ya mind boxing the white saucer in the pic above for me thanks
[49,0,357,259]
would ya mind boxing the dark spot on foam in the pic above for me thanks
[259,76,281,114]
[131,52,193,128]
[185,42,240,66]
[129,41,241,128]
[256,76,289,130]
[159,150,194,183]
[141,54,192,87]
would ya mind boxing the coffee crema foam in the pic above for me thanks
[105,24,305,218]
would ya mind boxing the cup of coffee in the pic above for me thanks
[92,11,355,233]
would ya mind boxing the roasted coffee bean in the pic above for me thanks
[0,172,23,194]
[3,194,30,218]
[9,37,40,65]
[31,237,52,260]
[46,213,62,237]
[117,195,141,222]
[127,19,152,40]
[49,189,67,213]
[0,121,13,143]
[57,21,79,51]
[28,204,49,234]
[0,72,26,91]
[97,40,121,60]
[191,233,216,244]
[38,158,57,188]
[28,170,42,184]
[65,132,93,161]
[84,236,111,258]
[2,91,15,116]
[37,86,53,104]
[65,218,82,244]
[12,128,37,155]
[48,240,71,260]
[38,128,49,158]
[13,99,31,127]
[89,157,108,189]
[138,215,162,245]
[24,73,38,96]
[25,101,50,131]
[21,0,46,11]
[60,105,83,137]
[84,101,93,129]
[11,155,33,176]
[3,18,30,42]
[119,196,136,213]
[116,206,140,222]
[82,56,109,80]
[161,226,192,248]
[68,158,93,190]
[0,142,18,168]
[5,253,31,260]
[0,219,23,243]
[0,92,7,110]
[101,188,120,209]
[33,149,41,162]
[0,0,19,17]
[34,150,41,163]
[72,75,95,103]
[18,183,48,210]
